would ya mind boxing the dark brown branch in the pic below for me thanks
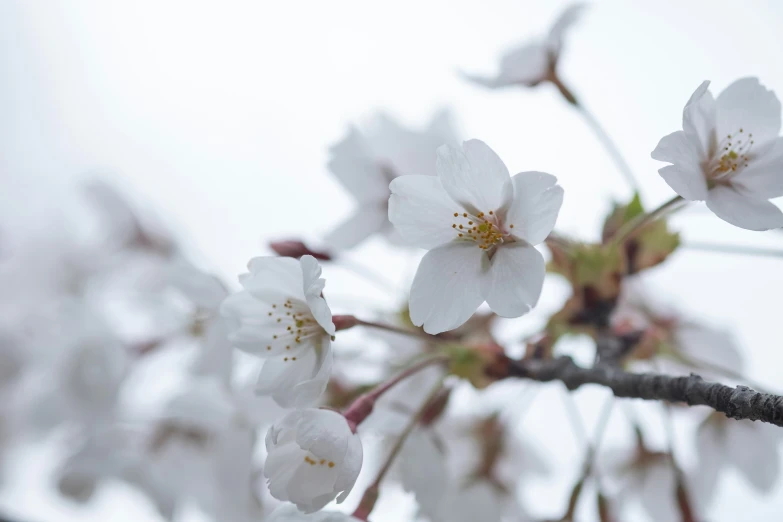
[501,356,783,427]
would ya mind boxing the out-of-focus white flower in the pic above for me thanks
[222,256,335,408]
[463,4,585,89]
[399,394,545,522]
[325,111,459,249]
[611,276,743,378]
[652,78,783,230]
[389,139,563,334]
[22,303,129,430]
[264,408,363,513]
[267,504,359,521]
[693,413,783,507]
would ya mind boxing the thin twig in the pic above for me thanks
[684,241,783,259]
[609,195,683,247]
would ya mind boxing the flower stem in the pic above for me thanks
[356,318,454,344]
[551,75,639,194]
[684,241,783,259]
[561,395,615,521]
[609,195,683,247]
[352,376,447,521]
[342,354,449,429]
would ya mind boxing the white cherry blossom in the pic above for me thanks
[221,256,335,408]
[325,111,458,249]
[389,139,563,334]
[264,408,363,513]
[652,78,783,230]
[463,4,585,89]
[693,413,783,508]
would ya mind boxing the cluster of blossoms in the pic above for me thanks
[3,4,783,522]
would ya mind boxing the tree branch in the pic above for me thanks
[500,356,783,427]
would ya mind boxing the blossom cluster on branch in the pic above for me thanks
[2,4,783,522]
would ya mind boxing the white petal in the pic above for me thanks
[334,434,363,503]
[651,130,703,174]
[272,338,333,409]
[727,421,781,492]
[658,164,708,201]
[734,137,783,199]
[716,77,781,147]
[328,127,390,203]
[300,256,335,335]
[546,3,586,54]
[436,140,513,214]
[676,323,744,375]
[388,175,462,249]
[486,243,545,317]
[295,409,353,463]
[243,256,304,302]
[706,185,783,230]
[287,464,339,513]
[220,292,292,356]
[504,171,564,245]
[409,242,488,334]
[497,43,550,86]
[323,204,388,250]
[682,81,716,160]
[693,419,724,505]
[399,431,449,519]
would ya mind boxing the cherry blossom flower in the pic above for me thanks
[267,504,359,521]
[693,413,783,508]
[325,111,459,249]
[389,139,563,334]
[264,408,363,513]
[462,4,585,89]
[221,256,335,408]
[611,276,743,379]
[652,78,783,230]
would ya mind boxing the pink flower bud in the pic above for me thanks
[269,239,332,261]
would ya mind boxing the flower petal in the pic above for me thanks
[505,171,564,245]
[485,243,544,317]
[323,204,388,250]
[546,3,586,54]
[734,137,783,199]
[300,256,335,335]
[728,421,781,492]
[497,43,549,86]
[716,77,781,147]
[658,164,708,201]
[295,409,353,463]
[271,338,333,409]
[287,463,339,513]
[436,140,513,214]
[328,127,390,203]
[388,175,461,249]
[242,256,304,302]
[409,242,488,334]
[651,130,702,173]
[682,81,716,160]
[334,434,363,503]
[706,185,783,230]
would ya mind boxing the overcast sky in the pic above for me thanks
[2,1,783,521]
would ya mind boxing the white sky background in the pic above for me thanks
[2,0,783,520]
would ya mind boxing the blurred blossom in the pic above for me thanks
[462,4,585,91]
[325,110,459,250]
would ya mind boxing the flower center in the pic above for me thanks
[709,128,755,180]
[303,454,336,468]
[451,210,515,250]
[265,299,323,357]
